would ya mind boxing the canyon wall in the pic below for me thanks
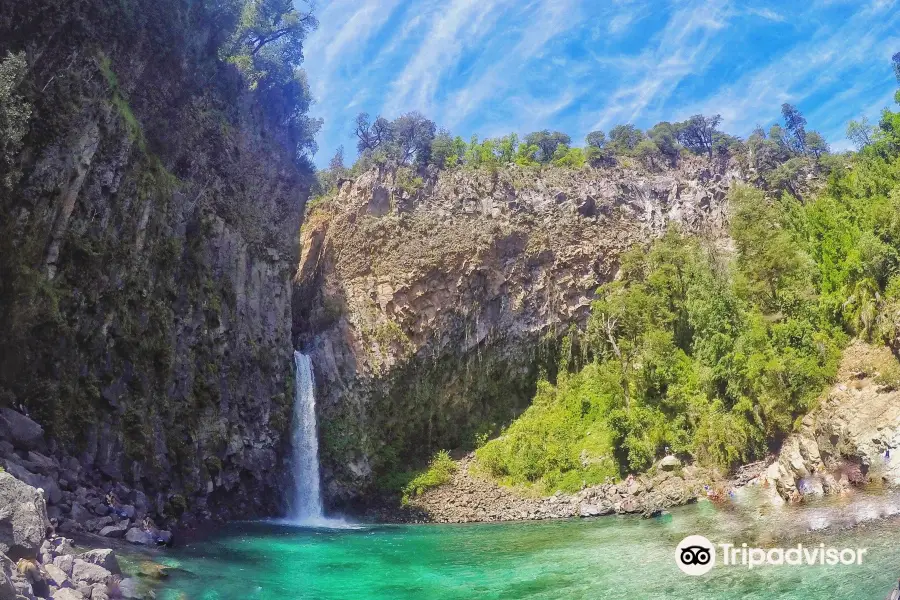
[294,159,743,506]
[0,0,313,523]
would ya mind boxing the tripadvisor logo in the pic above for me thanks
[675,536,868,575]
[676,535,715,575]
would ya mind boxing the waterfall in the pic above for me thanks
[290,350,324,522]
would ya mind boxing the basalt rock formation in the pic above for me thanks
[294,158,744,506]
[0,0,314,525]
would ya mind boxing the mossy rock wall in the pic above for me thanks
[0,0,310,520]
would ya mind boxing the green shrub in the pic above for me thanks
[401,450,456,504]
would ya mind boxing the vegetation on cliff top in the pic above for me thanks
[312,97,844,207]
[475,56,900,494]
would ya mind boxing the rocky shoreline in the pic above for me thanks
[383,455,773,524]
[0,470,166,600]
[0,408,175,550]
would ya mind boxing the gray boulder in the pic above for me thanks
[578,502,612,517]
[98,522,128,538]
[79,550,119,575]
[85,516,114,533]
[124,528,154,546]
[659,455,682,471]
[92,583,110,600]
[43,563,71,589]
[70,559,110,585]
[0,554,18,600]
[0,409,45,451]
[1,461,62,506]
[68,503,90,524]
[52,555,74,577]
[50,589,84,600]
[0,472,50,560]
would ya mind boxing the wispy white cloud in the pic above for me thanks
[687,0,900,143]
[301,0,900,166]
[587,0,731,131]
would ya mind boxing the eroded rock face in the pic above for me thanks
[0,472,50,561]
[764,343,900,500]
[295,160,742,505]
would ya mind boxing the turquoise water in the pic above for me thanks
[158,491,900,599]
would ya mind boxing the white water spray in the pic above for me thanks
[290,351,324,522]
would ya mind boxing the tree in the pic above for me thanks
[495,133,519,164]
[431,129,464,169]
[675,114,721,159]
[524,130,571,162]
[328,145,345,173]
[354,113,391,153]
[634,139,662,170]
[804,131,829,160]
[781,103,807,152]
[893,51,900,105]
[847,117,875,150]
[608,124,644,154]
[586,131,607,149]
[218,0,320,165]
[647,122,680,165]
[389,112,436,166]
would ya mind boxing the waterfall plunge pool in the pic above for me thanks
[155,491,900,599]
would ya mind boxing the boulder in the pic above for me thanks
[0,472,50,560]
[1,461,62,505]
[85,516,114,533]
[98,522,128,539]
[116,577,148,600]
[659,455,681,471]
[578,502,612,517]
[124,529,154,546]
[68,503,90,524]
[52,555,74,577]
[48,537,76,558]
[79,550,119,575]
[24,452,58,476]
[70,559,111,586]
[43,563,71,589]
[0,554,18,600]
[92,584,110,600]
[51,589,84,600]
[0,409,45,451]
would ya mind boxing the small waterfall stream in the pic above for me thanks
[290,350,324,522]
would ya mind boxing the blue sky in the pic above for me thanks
[302,0,900,167]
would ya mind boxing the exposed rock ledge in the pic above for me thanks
[764,342,900,501]
[395,455,739,523]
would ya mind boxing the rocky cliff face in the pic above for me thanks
[0,1,312,524]
[294,158,743,506]
[764,343,900,500]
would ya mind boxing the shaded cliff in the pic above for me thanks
[294,159,743,506]
[0,0,316,522]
